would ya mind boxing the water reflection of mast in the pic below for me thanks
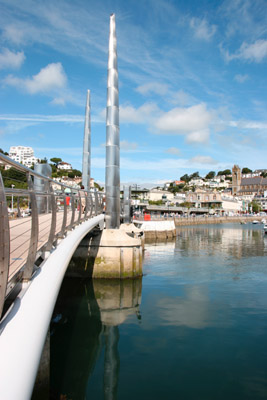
[103,326,120,400]
[94,278,142,400]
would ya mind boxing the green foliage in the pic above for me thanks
[180,201,191,208]
[72,169,82,177]
[242,167,252,174]
[68,171,75,179]
[1,167,28,188]
[50,157,62,165]
[260,172,267,178]
[94,182,104,191]
[180,174,190,182]
[169,183,185,193]
[217,169,231,176]
[49,163,57,173]
[205,171,215,180]
[190,171,199,179]
[148,200,164,205]
[0,148,9,155]
[250,201,261,213]
[180,172,199,183]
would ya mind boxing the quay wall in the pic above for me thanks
[174,216,264,226]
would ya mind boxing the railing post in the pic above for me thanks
[77,192,82,224]
[0,173,10,318]
[95,192,100,215]
[58,195,67,238]
[23,173,39,281]
[45,183,57,253]
[87,193,93,218]
[69,193,75,229]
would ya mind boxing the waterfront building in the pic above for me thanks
[185,188,222,211]
[148,189,174,202]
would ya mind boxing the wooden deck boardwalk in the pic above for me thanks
[8,210,79,280]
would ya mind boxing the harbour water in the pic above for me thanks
[50,223,267,399]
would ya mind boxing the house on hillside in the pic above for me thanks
[57,162,72,170]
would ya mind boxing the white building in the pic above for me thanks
[57,162,72,170]
[148,189,174,202]
[188,178,205,187]
[9,146,39,166]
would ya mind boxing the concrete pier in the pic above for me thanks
[68,227,143,279]
[133,220,176,241]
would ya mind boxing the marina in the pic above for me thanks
[50,223,267,399]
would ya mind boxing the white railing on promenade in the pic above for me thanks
[0,153,104,320]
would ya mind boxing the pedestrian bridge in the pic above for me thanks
[0,153,105,399]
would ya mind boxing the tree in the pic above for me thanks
[67,171,75,179]
[250,201,261,213]
[242,167,252,174]
[205,171,215,180]
[218,169,231,176]
[50,157,62,166]
[190,171,199,179]
[72,169,82,177]
[180,174,190,183]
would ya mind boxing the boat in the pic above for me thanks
[252,220,260,224]
[264,224,267,234]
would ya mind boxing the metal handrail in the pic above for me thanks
[0,154,105,319]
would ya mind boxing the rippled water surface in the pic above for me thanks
[51,224,267,399]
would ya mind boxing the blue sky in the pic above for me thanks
[0,0,266,185]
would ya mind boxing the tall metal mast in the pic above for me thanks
[105,14,120,229]
[82,89,91,190]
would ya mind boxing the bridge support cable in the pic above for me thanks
[0,214,105,400]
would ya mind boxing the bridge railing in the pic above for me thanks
[0,153,105,319]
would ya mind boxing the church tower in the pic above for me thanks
[232,165,241,195]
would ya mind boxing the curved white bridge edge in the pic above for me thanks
[0,214,105,400]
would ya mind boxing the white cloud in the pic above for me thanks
[186,129,210,144]
[190,155,218,165]
[229,120,267,130]
[166,147,180,155]
[120,140,138,151]
[4,63,67,94]
[223,40,267,63]
[234,74,249,83]
[136,82,169,96]
[50,97,66,106]
[0,114,84,123]
[190,18,216,41]
[3,25,27,45]
[169,90,194,106]
[238,40,267,62]
[154,103,212,134]
[119,102,160,124]
[0,48,25,70]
